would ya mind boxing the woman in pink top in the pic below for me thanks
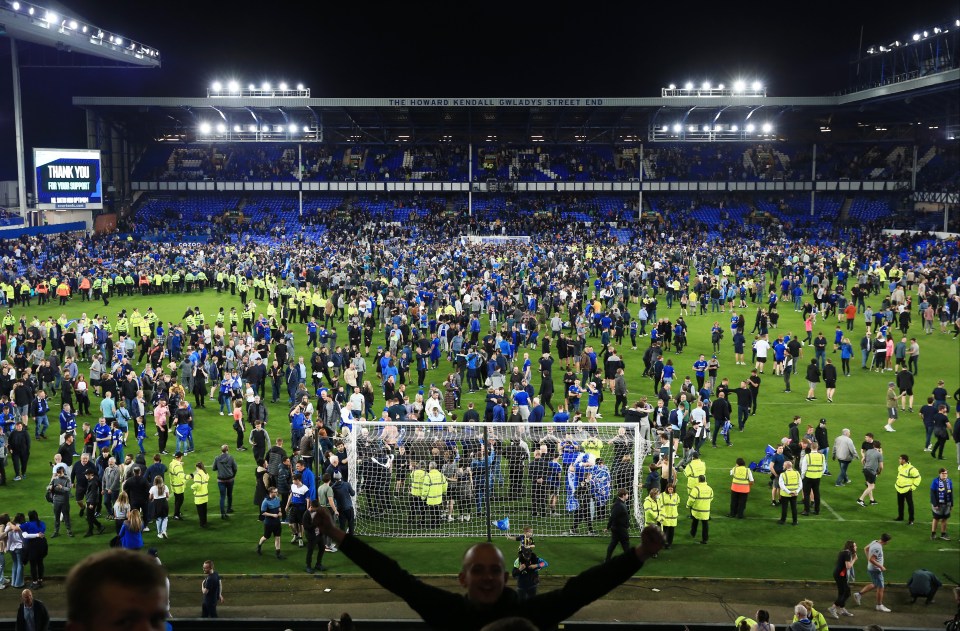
[884,337,894,370]
[154,399,170,454]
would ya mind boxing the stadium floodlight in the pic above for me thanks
[912,33,920,41]
[27,6,34,15]
[68,20,77,29]
[228,80,240,92]
[714,124,722,131]
[215,123,227,133]
[672,123,682,133]
[701,81,711,90]
[703,124,711,132]
[248,124,257,132]
[717,84,724,90]
[81,25,87,33]
[684,81,693,90]
[262,82,271,91]
[279,82,288,91]
[730,124,738,132]
[761,122,773,133]
[923,31,928,37]
[745,123,755,133]
[688,124,697,132]
[297,83,304,90]
[733,80,746,93]
[302,125,310,133]
[115,37,122,45]
[11,1,20,9]
[751,81,762,91]
[287,123,297,133]
[668,83,676,90]
[211,81,222,92]
[248,83,255,90]
[198,122,212,134]
[273,125,283,132]
[233,124,242,132]
[44,11,57,23]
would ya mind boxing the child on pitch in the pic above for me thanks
[512,545,542,602]
[505,525,536,554]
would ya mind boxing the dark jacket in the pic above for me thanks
[123,472,151,508]
[213,452,238,481]
[710,397,731,421]
[822,364,838,382]
[9,427,30,455]
[16,599,50,631]
[608,497,630,533]
[84,476,101,506]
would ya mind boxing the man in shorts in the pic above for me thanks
[257,486,286,560]
[854,533,891,612]
[857,439,883,506]
[884,382,898,433]
[754,334,769,373]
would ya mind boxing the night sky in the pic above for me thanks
[0,0,956,178]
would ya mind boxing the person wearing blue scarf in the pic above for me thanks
[930,468,953,541]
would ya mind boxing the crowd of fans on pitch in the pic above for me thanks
[0,206,956,627]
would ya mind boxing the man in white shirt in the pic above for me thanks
[349,387,365,418]
[81,329,95,361]
[754,335,770,373]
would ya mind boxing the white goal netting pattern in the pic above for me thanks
[458,235,532,246]
[345,421,653,538]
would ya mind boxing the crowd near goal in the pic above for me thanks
[345,421,653,538]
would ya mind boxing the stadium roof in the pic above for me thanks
[73,70,958,144]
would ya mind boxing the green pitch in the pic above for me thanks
[2,285,957,582]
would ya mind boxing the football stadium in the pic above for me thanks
[0,2,958,630]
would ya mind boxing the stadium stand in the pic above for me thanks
[128,141,955,185]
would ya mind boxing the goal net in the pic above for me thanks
[345,421,653,538]
[458,235,532,246]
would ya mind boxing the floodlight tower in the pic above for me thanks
[0,1,160,220]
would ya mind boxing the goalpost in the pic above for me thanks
[458,235,532,246]
[345,421,653,538]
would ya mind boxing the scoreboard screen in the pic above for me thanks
[34,148,103,210]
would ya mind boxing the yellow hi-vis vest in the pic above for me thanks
[805,452,824,479]
[643,494,661,524]
[686,482,714,520]
[425,469,447,506]
[895,463,921,494]
[169,459,186,494]
[191,469,209,504]
[410,469,427,499]
[659,492,679,526]
[730,465,751,493]
[781,469,801,496]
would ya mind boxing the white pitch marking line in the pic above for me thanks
[820,500,845,521]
